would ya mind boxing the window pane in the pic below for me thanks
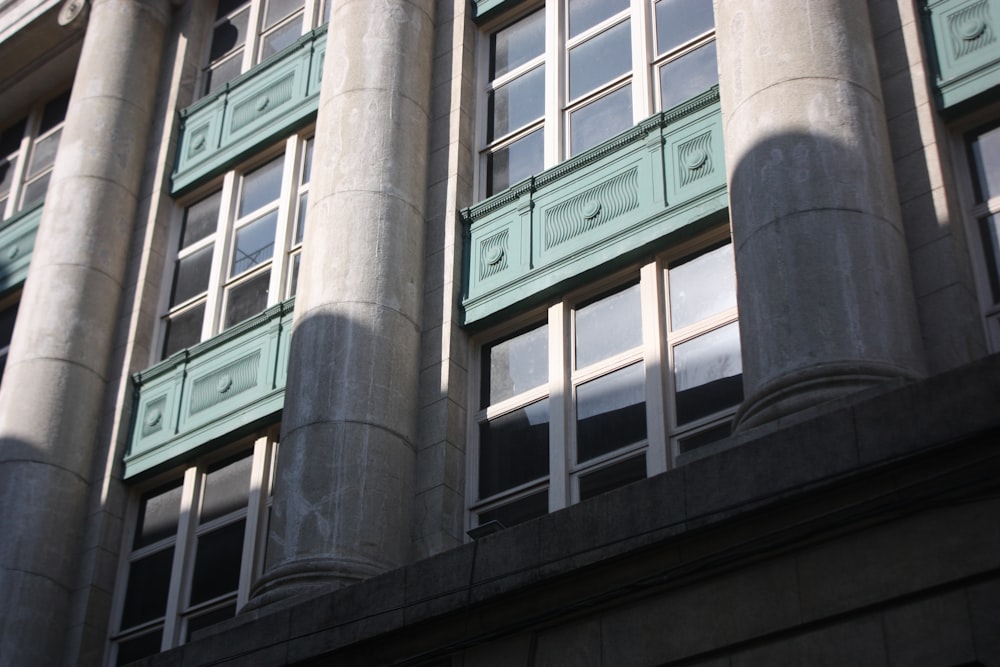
[19,172,51,209]
[569,84,632,156]
[477,491,548,528]
[0,157,15,198]
[677,422,730,454]
[181,192,221,248]
[162,303,205,358]
[673,322,743,425]
[479,399,549,498]
[116,629,163,667]
[121,547,174,628]
[575,282,641,368]
[489,64,545,141]
[39,91,70,134]
[481,322,548,407]
[231,211,278,275]
[668,243,736,330]
[26,129,60,178]
[568,19,631,100]
[655,0,714,55]
[239,156,284,217]
[568,0,629,38]
[659,40,717,111]
[576,362,646,462]
[189,519,245,606]
[578,454,646,500]
[0,301,18,349]
[185,603,237,642]
[491,9,545,79]
[0,117,26,156]
[200,451,253,524]
[170,245,214,306]
[295,192,308,244]
[216,0,249,20]
[264,0,303,29]
[260,15,303,61]
[224,269,271,328]
[302,137,314,184]
[289,252,301,295]
[971,124,1000,202]
[205,54,244,95]
[209,8,250,61]
[487,128,544,195]
[134,481,183,549]
[979,214,1000,304]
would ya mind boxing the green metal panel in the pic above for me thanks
[461,87,727,325]
[172,25,327,195]
[471,0,532,22]
[924,0,1000,109]
[0,202,42,296]
[125,298,295,478]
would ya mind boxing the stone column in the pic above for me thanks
[251,0,436,604]
[715,0,925,429]
[0,1,170,664]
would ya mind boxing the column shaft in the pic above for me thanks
[715,0,925,429]
[252,0,436,603]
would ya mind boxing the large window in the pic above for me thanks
[109,429,278,666]
[0,90,70,219]
[469,230,741,529]
[966,121,1000,351]
[480,0,717,197]
[160,131,312,359]
[202,0,331,96]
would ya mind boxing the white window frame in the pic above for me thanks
[466,226,740,531]
[107,428,279,665]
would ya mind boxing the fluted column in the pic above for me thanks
[251,0,436,604]
[715,0,925,429]
[0,1,170,663]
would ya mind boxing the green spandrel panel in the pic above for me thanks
[924,0,1000,109]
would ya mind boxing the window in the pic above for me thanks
[202,0,331,96]
[966,120,1000,351]
[0,90,70,220]
[469,230,741,528]
[109,429,278,666]
[0,295,18,382]
[480,0,717,197]
[160,132,312,359]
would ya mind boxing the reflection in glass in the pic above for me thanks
[26,130,60,178]
[569,0,629,38]
[162,304,205,358]
[239,156,284,217]
[478,491,548,528]
[171,245,213,306]
[134,481,183,548]
[971,124,1000,202]
[489,65,545,141]
[20,173,50,209]
[482,323,548,407]
[260,16,302,61]
[655,0,714,55]
[479,399,549,498]
[570,84,632,156]
[568,19,631,100]
[200,452,252,524]
[668,243,736,330]
[660,40,717,111]
[209,9,250,61]
[673,322,743,424]
[189,520,245,606]
[578,454,646,500]
[264,0,303,28]
[224,270,271,328]
[181,192,221,248]
[487,129,544,196]
[205,56,244,95]
[491,9,545,79]
[231,211,278,275]
[575,282,641,368]
[576,363,646,462]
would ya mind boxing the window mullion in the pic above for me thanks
[640,261,668,474]
[547,301,569,512]
[6,130,33,217]
[238,434,272,608]
[161,466,201,649]
[267,138,298,305]
[243,0,265,73]
[544,0,563,167]
[203,173,238,340]
[631,0,654,122]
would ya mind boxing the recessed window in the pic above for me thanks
[469,232,741,529]
[0,90,70,220]
[479,0,717,198]
[161,132,312,359]
[965,120,1000,351]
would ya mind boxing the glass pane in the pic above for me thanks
[655,0,714,55]
[487,128,544,196]
[668,243,736,330]
[971,124,1000,202]
[19,173,51,209]
[27,129,60,178]
[659,40,717,111]
[673,322,743,425]
[120,547,174,627]
[264,0,303,28]
[231,211,278,275]
[980,214,1000,304]
[162,304,205,358]
[39,91,70,134]
[216,0,249,20]
[170,245,213,306]
[0,117,26,156]
[260,16,303,61]
[289,252,301,296]
[186,603,237,642]
[481,322,548,407]
[224,269,271,328]
[569,0,629,38]
[209,8,250,61]
[491,9,545,79]
[568,19,631,100]
[134,480,183,548]
[575,282,641,368]
[181,192,221,248]
[189,519,245,606]
[302,137,314,184]
[488,64,545,141]
[0,157,15,197]
[576,363,646,462]
[0,301,18,348]
[205,54,244,95]
[200,451,253,524]
[677,422,730,454]
[295,192,307,244]
[570,84,632,156]
[239,156,284,217]
[478,399,549,498]
[578,454,646,500]
[477,491,548,528]
[115,629,163,666]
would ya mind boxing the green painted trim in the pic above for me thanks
[171,25,327,196]
[471,0,532,23]
[924,0,1000,110]
[0,201,43,296]
[124,298,295,478]
[461,87,727,326]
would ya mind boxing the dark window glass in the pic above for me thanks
[578,454,646,500]
[673,322,743,425]
[491,9,545,79]
[0,118,26,157]
[677,422,730,454]
[134,480,183,549]
[209,9,250,61]
[170,245,214,307]
[488,64,545,141]
[189,519,245,605]
[971,123,1000,202]
[576,363,646,462]
[162,303,206,358]
[216,0,249,20]
[200,451,252,523]
[655,0,714,55]
[239,156,284,216]
[39,91,70,135]
[223,269,271,328]
[121,547,175,628]
[0,301,18,348]
[185,603,237,642]
[181,192,221,248]
[231,211,278,275]
[980,214,1000,304]
[487,129,544,195]
[481,322,548,407]
[116,628,163,666]
[479,399,549,498]
[478,491,548,528]
[0,157,15,199]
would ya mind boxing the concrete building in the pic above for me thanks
[0,0,998,664]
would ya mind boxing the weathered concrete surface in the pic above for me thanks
[0,0,170,664]
[715,0,926,429]
[252,0,437,605]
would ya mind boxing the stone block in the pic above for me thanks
[402,542,474,624]
[966,576,1000,664]
[733,615,887,666]
[469,519,541,603]
[883,590,976,666]
[534,617,602,667]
